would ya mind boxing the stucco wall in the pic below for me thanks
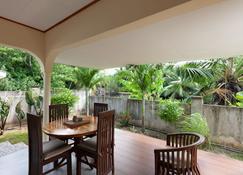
[203,104,243,149]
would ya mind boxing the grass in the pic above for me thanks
[0,130,28,144]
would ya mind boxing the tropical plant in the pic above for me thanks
[180,113,210,138]
[15,101,25,128]
[0,46,43,91]
[0,98,10,135]
[51,88,78,108]
[51,64,76,89]
[119,64,164,132]
[74,67,103,115]
[158,99,184,123]
[25,89,43,115]
[208,57,243,105]
[162,61,214,100]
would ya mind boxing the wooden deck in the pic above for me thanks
[0,129,243,175]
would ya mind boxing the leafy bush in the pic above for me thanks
[51,88,78,108]
[158,99,184,123]
[180,113,210,138]
[0,98,10,135]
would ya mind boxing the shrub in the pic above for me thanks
[51,88,78,108]
[158,99,184,123]
[180,113,210,138]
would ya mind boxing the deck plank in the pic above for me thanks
[0,129,243,175]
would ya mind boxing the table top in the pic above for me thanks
[42,116,97,139]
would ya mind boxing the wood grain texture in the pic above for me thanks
[43,116,97,139]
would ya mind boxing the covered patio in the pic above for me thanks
[0,129,243,175]
[1,0,243,174]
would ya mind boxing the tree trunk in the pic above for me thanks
[85,89,90,116]
[141,96,145,133]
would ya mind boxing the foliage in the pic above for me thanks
[0,98,10,135]
[0,46,43,90]
[180,113,210,138]
[15,101,25,128]
[119,112,130,127]
[209,57,243,105]
[25,89,43,115]
[161,61,214,100]
[51,64,76,89]
[74,67,102,115]
[119,64,164,100]
[158,99,184,123]
[74,67,103,90]
[51,88,78,108]
[0,130,28,144]
[118,64,164,132]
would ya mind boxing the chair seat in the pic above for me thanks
[43,139,72,160]
[76,136,97,156]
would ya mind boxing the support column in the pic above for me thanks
[42,59,53,141]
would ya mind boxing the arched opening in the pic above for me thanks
[0,45,44,147]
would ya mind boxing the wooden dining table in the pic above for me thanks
[42,116,98,145]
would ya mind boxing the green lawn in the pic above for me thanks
[0,130,28,144]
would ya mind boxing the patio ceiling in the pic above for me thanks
[55,0,243,69]
[0,0,95,31]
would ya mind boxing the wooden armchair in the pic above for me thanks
[27,113,72,175]
[154,132,205,175]
[76,110,115,175]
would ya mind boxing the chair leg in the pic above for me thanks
[76,155,81,175]
[53,160,58,169]
[67,154,72,175]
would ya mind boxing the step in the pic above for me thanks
[0,141,27,158]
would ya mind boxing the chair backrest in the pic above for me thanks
[94,103,108,117]
[49,104,68,122]
[27,113,43,175]
[96,110,115,175]
[166,132,204,148]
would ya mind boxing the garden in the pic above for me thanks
[1,46,243,160]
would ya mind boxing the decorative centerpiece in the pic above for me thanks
[63,115,90,128]
[72,116,83,122]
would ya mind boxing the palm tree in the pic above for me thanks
[74,67,102,115]
[120,64,163,132]
[162,61,214,100]
[209,57,243,105]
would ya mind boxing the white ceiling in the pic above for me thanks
[56,0,243,69]
[0,0,93,31]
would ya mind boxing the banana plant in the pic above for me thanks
[15,101,25,128]
[0,98,10,135]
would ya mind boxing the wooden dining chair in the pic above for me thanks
[93,103,108,117]
[27,113,72,175]
[76,110,115,175]
[49,104,69,122]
